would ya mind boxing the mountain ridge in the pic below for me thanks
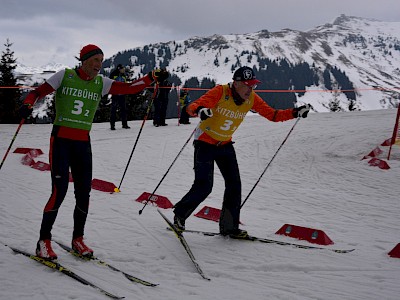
[15,14,400,112]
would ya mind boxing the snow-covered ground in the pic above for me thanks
[1,109,399,300]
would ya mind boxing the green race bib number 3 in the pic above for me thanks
[72,100,90,117]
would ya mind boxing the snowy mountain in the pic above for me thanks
[15,15,400,112]
[15,62,68,87]
[104,14,400,111]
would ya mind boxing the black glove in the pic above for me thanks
[148,68,169,83]
[19,103,33,119]
[196,106,213,121]
[293,104,312,118]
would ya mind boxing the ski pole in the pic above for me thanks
[240,117,300,209]
[177,86,181,126]
[0,118,25,171]
[139,127,196,215]
[387,104,400,160]
[114,84,158,193]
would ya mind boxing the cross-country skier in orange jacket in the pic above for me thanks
[173,66,311,237]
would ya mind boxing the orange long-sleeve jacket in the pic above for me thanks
[187,84,295,145]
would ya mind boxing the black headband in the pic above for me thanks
[80,48,104,62]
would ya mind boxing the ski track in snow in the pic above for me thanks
[1,109,400,300]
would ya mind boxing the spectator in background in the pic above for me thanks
[179,89,191,125]
[109,64,129,130]
[153,73,171,126]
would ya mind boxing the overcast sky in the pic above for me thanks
[1,0,399,67]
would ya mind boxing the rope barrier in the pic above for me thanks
[1,85,399,93]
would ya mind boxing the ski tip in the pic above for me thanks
[54,240,69,249]
[6,244,18,252]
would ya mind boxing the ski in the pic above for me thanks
[157,209,211,280]
[170,229,355,254]
[55,241,158,287]
[7,245,124,299]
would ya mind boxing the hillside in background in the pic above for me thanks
[15,15,400,117]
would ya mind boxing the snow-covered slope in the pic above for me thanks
[1,109,399,299]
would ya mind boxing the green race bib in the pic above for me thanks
[53,69,103,131]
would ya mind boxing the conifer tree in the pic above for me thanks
[323,67,332,91]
